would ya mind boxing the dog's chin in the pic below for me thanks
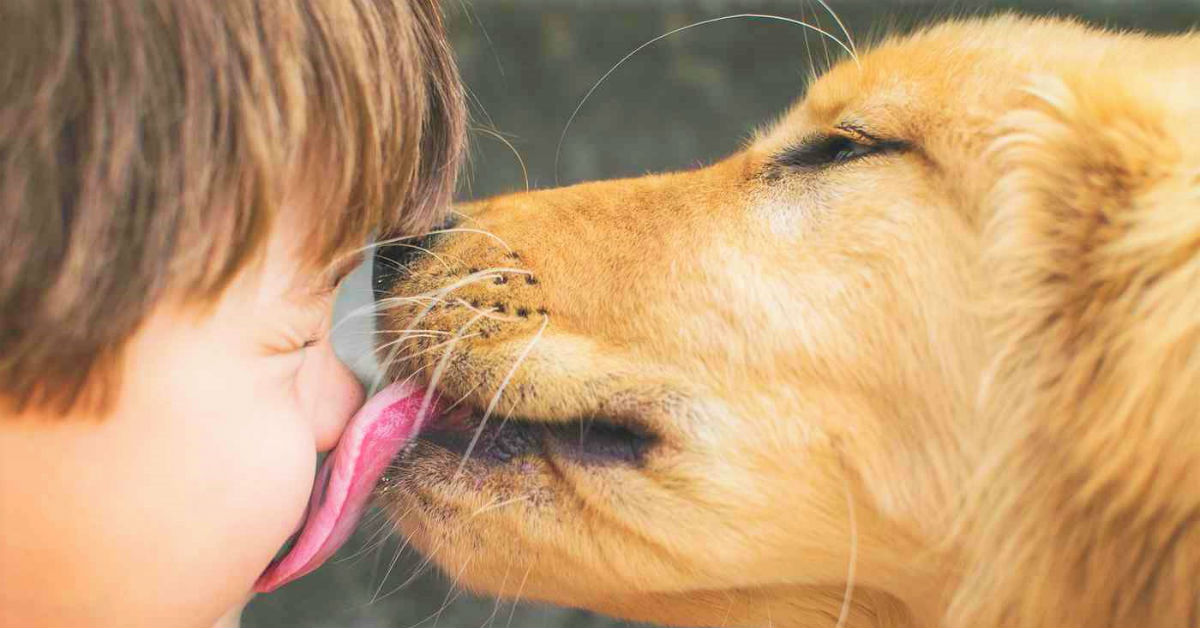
[375,389,665,597]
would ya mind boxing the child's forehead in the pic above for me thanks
[277,231,366,301]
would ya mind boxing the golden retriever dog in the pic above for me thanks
[371,15,1200,627]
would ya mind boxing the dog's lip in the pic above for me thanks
[410,391,662,467]
[417,402,482,435]
[254,381,438,592]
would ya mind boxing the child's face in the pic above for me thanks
[0,219,365,627]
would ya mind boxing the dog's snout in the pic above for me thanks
[372,215,459,300]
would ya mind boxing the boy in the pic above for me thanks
[0,1,465,626]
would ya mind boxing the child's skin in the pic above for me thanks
[0,2,464,625]
[0,214,365,627]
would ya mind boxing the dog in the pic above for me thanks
[372,15,1200,626]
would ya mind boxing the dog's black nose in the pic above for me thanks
[372,215,458,301]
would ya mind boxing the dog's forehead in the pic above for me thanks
[753,69,946,157]
[754,17,1105,153]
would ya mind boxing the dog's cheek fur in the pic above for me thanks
[951,72,1200,627]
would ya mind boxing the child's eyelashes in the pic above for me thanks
[261,316,328,356]
[289,328,325,352]
[260,291,336,356]
[262,332,321,356]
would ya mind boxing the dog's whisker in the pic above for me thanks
[447,209,489,230]
[367,336,429,364]
[356,227,515,257]
[375,242,457,272]
[554,13,856,185]
[369,286,482,396]
[400,267,529,316]
[369,271,508,395]
[373,333,483,374]
[382,365,434,397]
[799,2,818,84]
[375,532,449,604]
[382,266,530,339]
[440,381,483,416]
[813,0,858,58]
[468,495,529,520]
[452,297,526,323]
[362,330,450,353]
[375,294,447,308]
[367,495,454,607]
[505,564,535,628]
[331,296,444,336]
[483,560,516,628]
[472,125,531,193]
[415,311,488,439]
[369,329,476,359]
[494,405,518,439]
[812,3,833,75]
[361,329,452,339]
[368,531,412,606]
[453,316,550,481]
[380,328,454,336]
[391,267,532,315]
[425,555,472,628]
[348,524,397,569]
[333,508,402,566]
[719,590,736,627]
[835,469,859,628]
[353,504,389,531]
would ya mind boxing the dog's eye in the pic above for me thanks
[774,133,906,170]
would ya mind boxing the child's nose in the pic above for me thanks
[309,343,365,453]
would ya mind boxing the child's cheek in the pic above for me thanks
[148,338,319,623]
[4,311,326,628]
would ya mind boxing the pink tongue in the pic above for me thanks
[255,381,433,592]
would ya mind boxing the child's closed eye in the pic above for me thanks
[263,296,334,356]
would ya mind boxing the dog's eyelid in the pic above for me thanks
[767,124,911,174]
[833,122,884,143]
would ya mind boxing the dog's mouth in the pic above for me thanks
[254,378,659,592]
[416,400,659,468]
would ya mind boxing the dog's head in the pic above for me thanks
[375,16,1200,626]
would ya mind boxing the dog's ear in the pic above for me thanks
[951,71,1200,626]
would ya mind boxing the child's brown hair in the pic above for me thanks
[0,0,466,416]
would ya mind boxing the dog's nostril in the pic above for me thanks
[372,215,459,300]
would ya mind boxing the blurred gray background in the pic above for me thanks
[246,1,1200,626]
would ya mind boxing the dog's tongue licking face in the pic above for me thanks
[255,381,433,592]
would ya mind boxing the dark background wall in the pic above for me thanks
[245,1,1200,626]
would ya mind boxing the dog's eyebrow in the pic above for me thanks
[834,122,887,142]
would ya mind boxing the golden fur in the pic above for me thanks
[377,16,1200,626]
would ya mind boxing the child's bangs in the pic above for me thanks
[289,0,466,272]
[0,0,465,415]
[184,0,468,295]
